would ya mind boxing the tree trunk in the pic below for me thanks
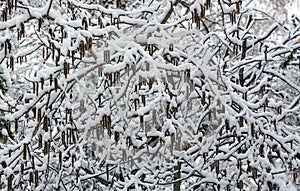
[174,163,181,191]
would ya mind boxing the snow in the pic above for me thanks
[0,0,299,190]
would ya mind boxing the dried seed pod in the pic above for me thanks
[35,170,39,186]
[268,151,272,162]
[45,47,49,60]
[32,108,36,118]
[148,78,153,89]
[43,141,48,155]
[109,73,113,85]
[38,18,43,31]
[29,171,33,184]
[80,41,85,59]
[37,108,41,122]
[114,131,120,143]
[64,61,68,77]
[82,17,88,30]
[116,0,121,8]
[32,156,35,169]
[107,116,111,135]
[82,17,86,27]
[140,115,144,127]
[252,167,257,179]
[169,44,173,51]
[38,134,42,148]
[51,43,55,60]
[239,117,243,127]
[166,101,170,118]
[98,65,102,77]
[134,99,139,111]
[259,144,264,157]
[267,181,272,191]
[76,169,79,183]
[132,64,136,75]
[10,56,14,71]
[277,106,282,114]
[62,131,66,146]
[294,172,298,182]
[20,22,25,38]
[3,135,8,143]
[43,116,48,132]
[49,74,53,86]
[42,47,45,59]
[67,1,71,9]
[17,28,20,40]
[23,143,27,160]
[7,175,14,190]
[32,82,36,94]
[206,0,211,8]
[85,37,92,50]
[242,92,247,100]
[237,1,242,13]
[116,71,120,84]
[239,67,244,86]
[48,28,53,37]
[186,69,190,81]
[72,129,76,144]
[172,107,178,118]
[201,91,206,105]
[59,151,62,163]
[106,164,109,180]
[54,78,58,91]
[148,44,154,55]
[125,64,129,76]
[20,56,23,65]
[225,119,230,132]
[1,161,7,169]
[237,180,243,189]
[104,50,110,63]
[265,98,269,109]
[40,77,44,90]
[7,40,11,53]
[251,123,255,137]
[215,160,219,175]
[72,155,76,167]
[71,50,75,64]
[141,95,146,106]
[98,16,103,28]
[201,5,205,18]
[4,40,7,56]
[2,8,7,21]
[13,117,18,132]
[113,72,117,85]
[114,17,120,28]
[238,159,242,172]
[21,163,24,174]
[208,95,211,105]
[57,48,61,61]
[69,109,73,123]
[60,27,64,43]
[98,94,102,107]
[7,0,11,14]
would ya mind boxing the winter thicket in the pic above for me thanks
[0,0,299,190]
